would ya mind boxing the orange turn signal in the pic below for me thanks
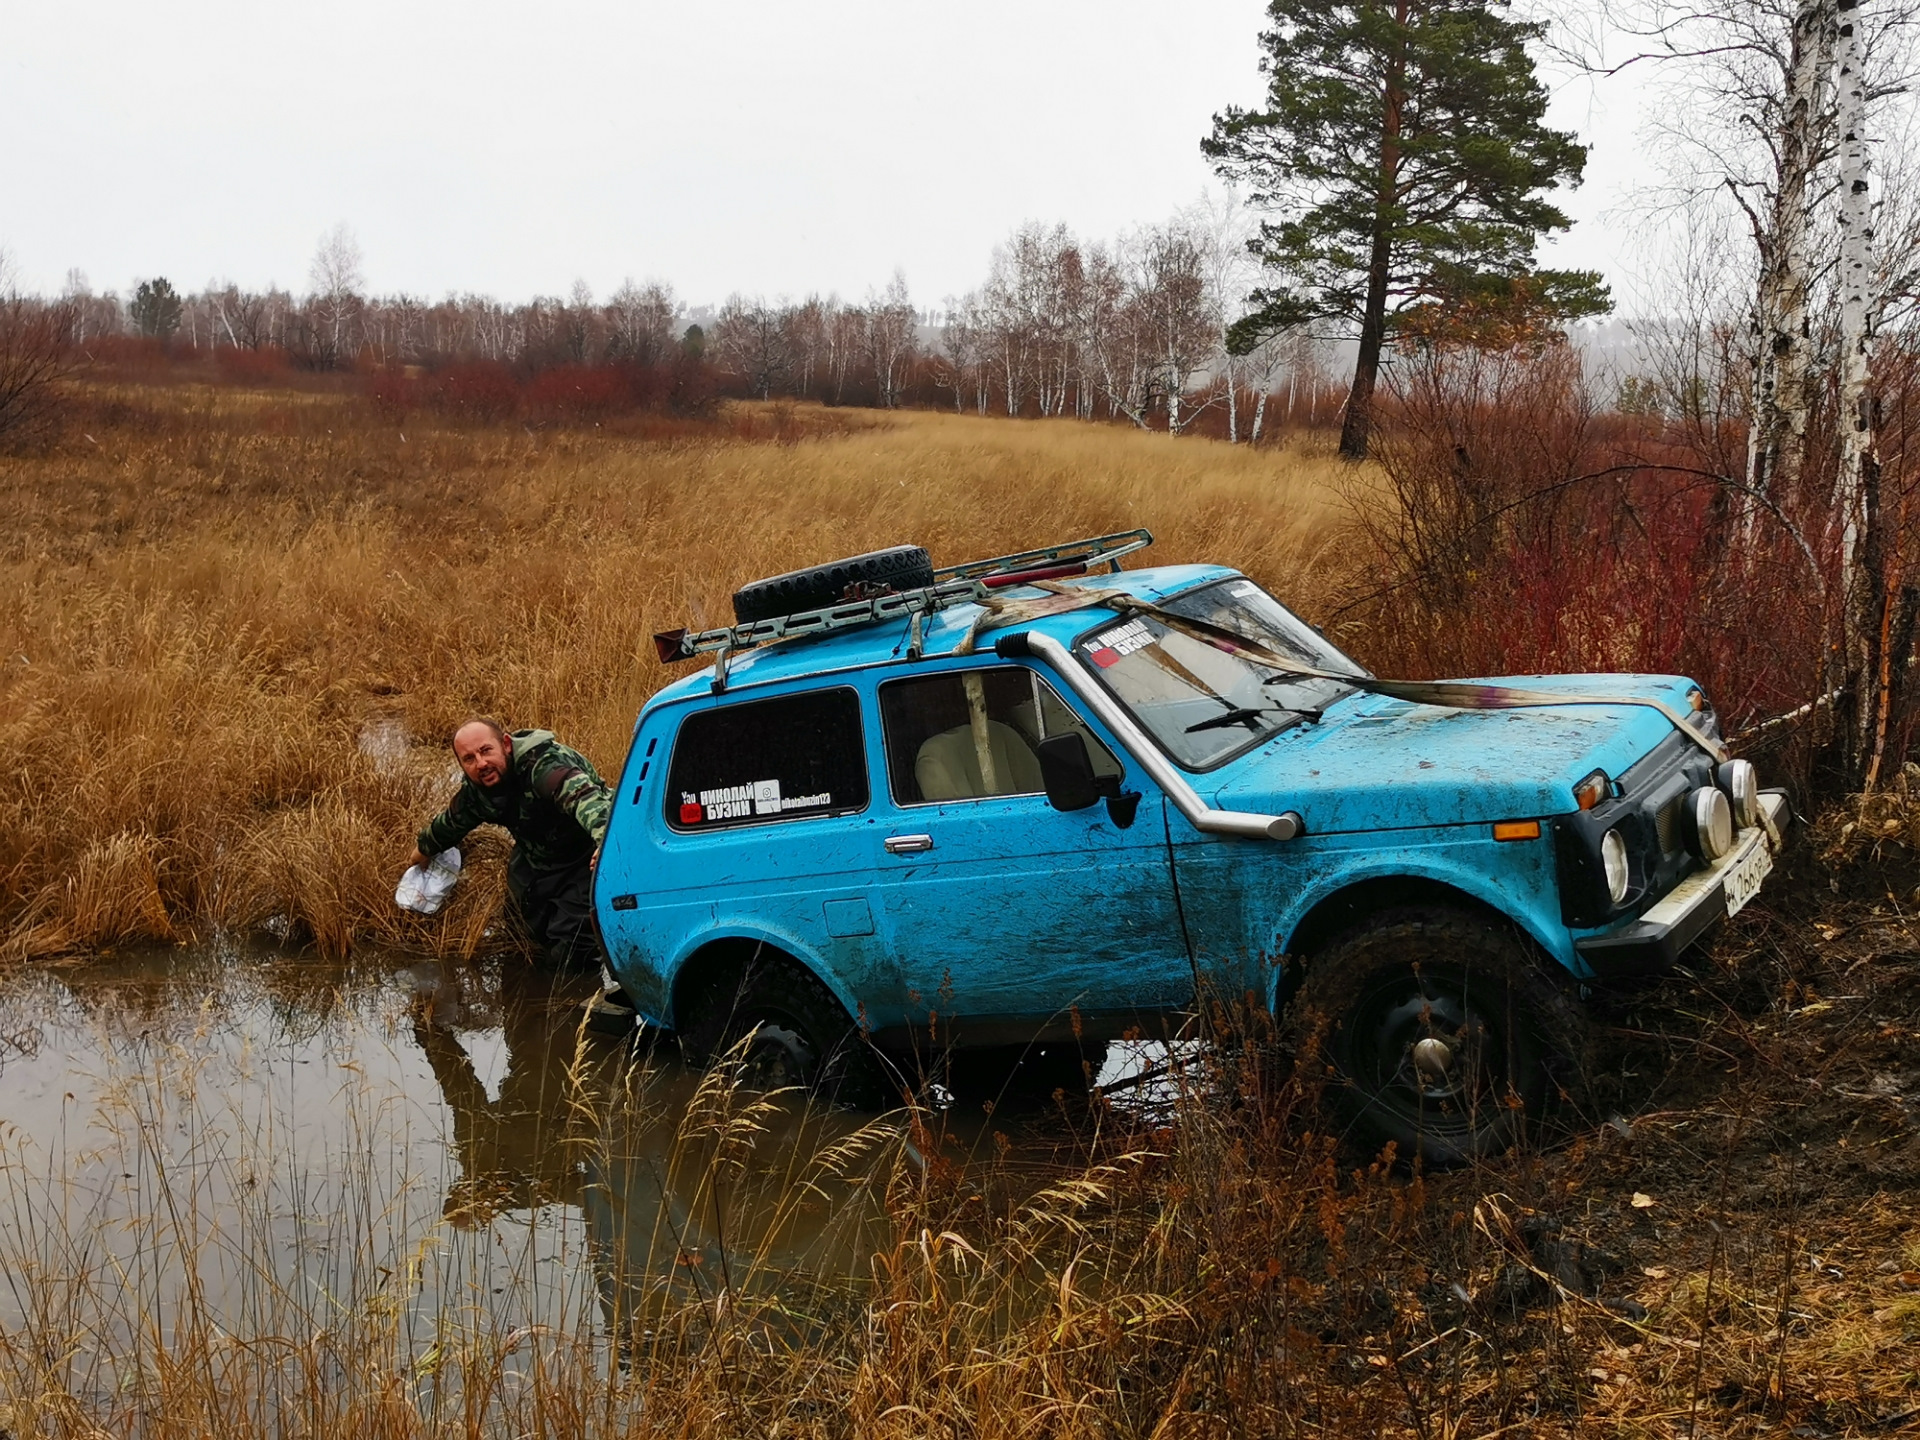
[1493,820,1542,842]
[1573,769,1611,811]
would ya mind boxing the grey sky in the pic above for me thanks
[4,1,1647,308]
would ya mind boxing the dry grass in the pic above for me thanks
[8,381,1918,1437]
[0,385,1355,960]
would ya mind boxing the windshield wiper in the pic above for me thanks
[1185,706,1271,734]
[1186,700,1325,735]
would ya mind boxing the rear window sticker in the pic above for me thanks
[1089,618,1154,667]
[685,781,835,823]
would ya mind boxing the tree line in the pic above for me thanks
[21,204,1352,443]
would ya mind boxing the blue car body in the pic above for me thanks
[593,562,1780,1053]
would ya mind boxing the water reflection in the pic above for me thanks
[0,944,1098,1361]
[409,963,903,1339]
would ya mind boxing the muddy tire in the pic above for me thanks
[679,954,888,1108]
[1291,907,1588,1167]
[732,545,935,624]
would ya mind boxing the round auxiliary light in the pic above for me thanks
[1601,828,1630,906]
[1717,758,1759,829]
[1690,786,1734,861]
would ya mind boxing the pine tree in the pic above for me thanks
[1204,1,1609,459]
[130,278,183,340]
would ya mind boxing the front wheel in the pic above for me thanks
[1291,907,1587,1166]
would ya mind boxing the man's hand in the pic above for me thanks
[408,847,430,871]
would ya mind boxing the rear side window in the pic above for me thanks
[665,687,869,830]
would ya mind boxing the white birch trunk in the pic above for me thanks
[1833,0,1878,595]
[1744,0,1834,519]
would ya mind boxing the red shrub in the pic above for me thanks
[526,364,629,421]
[367,368,420,420]
[215,346,290,385]
[428,361,521,424]
[1345,338,1835,759]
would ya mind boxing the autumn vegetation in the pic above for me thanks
[0,370,1913,1435]
[6,0,1920,1431]
[0,382,1354,964]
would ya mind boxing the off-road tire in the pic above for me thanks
[946,1040,1110,1107]
[731,545,935,624]
[1291,906,1589,1167]
[679,954,889,1108]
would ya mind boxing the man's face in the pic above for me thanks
[453,725,511,787]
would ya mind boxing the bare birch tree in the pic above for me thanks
[306,224,364,369]
[606,280,680,366]
[866,272,917,409]
[1833,0,1889,771]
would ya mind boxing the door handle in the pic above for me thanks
[884,833,934,854]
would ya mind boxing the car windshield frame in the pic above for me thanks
[1071,576,1368,772]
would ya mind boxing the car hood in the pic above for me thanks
[1205,673,1706,834]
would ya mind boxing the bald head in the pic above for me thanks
[453,719,512,788]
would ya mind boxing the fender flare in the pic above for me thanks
[1274,856,1577,1000]
[660,920,861,1033]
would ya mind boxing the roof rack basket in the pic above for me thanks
[652,529,1153,677]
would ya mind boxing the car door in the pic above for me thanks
[865,662,1192,1044]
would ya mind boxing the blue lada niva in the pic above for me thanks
[593,532,1785,1162]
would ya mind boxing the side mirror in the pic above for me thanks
[1036,733,1142,828]
[1037,734,1102,812]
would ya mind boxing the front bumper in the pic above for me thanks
[1575,790,1788,980]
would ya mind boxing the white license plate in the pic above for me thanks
[1723,838,1773,917]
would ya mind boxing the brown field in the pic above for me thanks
[4,384,1920,1438]
[0,386,1355,961]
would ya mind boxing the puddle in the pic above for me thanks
[0,946,1148,1369]
[355,715,413,773]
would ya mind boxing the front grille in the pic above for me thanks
[1655,794,1684,854]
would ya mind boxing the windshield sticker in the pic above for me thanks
[680,780,832,824]
[1088,618,1154,668]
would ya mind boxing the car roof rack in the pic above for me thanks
[652,528,1153,689]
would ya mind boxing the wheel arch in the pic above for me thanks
[1278,863,1575,994]
[665,929,858,1033]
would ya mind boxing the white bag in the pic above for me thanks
[395,847,462,915]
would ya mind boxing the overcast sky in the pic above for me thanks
[2,0,1651,309]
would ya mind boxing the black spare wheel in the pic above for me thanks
[679,952,888,1108]
[732,545,935,624]
[1292,906,1588,1167]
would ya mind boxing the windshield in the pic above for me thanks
[1074,577,1367,769]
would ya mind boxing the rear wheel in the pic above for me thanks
[1291,907,1587,1166]
[679,955,889,1108]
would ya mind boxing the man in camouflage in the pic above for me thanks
[410,719,634,1023]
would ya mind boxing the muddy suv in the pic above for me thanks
[593,532,1785,1161]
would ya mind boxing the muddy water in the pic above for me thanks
[0,946,1114,1368]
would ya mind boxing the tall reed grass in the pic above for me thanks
[0,386,1357,960]
[5,951,1907,1439]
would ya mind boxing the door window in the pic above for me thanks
[665,687,868,830]
[879,668,1121,805]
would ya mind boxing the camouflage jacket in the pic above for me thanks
[418,729,613,874]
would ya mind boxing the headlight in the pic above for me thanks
[1601,828,1630,905]
[1690,786,1734,861]
[1717,758,1758,829]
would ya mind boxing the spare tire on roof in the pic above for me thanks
[732,545,935,624]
